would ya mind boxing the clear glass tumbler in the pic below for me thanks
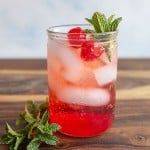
[47,24,118,137]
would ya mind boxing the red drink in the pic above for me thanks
[49,83,115,137]
[47,25,118,137]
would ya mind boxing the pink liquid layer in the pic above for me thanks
[48,84,115,137]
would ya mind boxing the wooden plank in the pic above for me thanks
[0,59,149,149]
[0,86,150,102]
[118,70,150,79]
[0,59,150,70]
[0,70,47,75]
[117,58,150,70]
[0,70,150,100]
[0,100,149,150]
[0,70,150,77]
[117,85,150,100]
[0,95,47,101]
[0,59,47,70]
[0,74,48,95]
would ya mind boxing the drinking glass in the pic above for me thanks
[47,24,118,137]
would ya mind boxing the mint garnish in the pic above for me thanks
[0,100,61,150]
[85,12,122,62]
[85,12,122,33]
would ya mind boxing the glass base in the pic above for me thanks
[50,113,114,137]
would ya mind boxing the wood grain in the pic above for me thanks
[0,70,150,100]
[0,59,150,150]
[0,59,150,70]
[0,100,149,150]
[0,59,47,70]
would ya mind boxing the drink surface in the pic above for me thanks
[47,27,117,137]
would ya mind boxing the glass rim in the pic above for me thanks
[47,24,118,36]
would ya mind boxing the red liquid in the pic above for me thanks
[48,83,115,137]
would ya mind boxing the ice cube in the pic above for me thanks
[94,64,117,86]
[47,52,63,73]
[83,59,105,69]
[100,51,110,64]
[48,70,68,93]
[100,48,117,65]
[57,87,110,106]
[77,69,98,87]
[49,41,84,83]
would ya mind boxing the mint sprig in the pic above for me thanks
[85,12,122,62]
[85,12,122,33]
[0,100,61,150]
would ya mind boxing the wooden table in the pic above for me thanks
[0,59,150,150]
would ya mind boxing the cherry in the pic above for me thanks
[68,27,86,48]
[80,40,103,61]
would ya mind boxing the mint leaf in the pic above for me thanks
[85,18,93,25]
[108,15,115,24]
[38,134,58,145]
[92,12,104,32]
[14,136,25,150]
[10,144,15,150]
[6,123,19,136]
[1,134,15,144]
[38,123,50,134]
[111,17,122,31]
[16,113,25,125]
[39,110,48,125]
[49,123,61,132]
[86,12,105,32]
[0,100,61,150]
[1,123,26,150]
[27,101,38,117]
[107,15,115,31]
[85,11,122,32]
[27,122,38,139]
[24,105,36,123]
[27,138,41,150]
[85,11,122,62]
